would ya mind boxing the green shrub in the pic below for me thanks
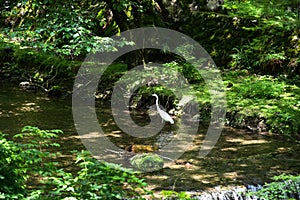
[0,126,64,199]
[2,1,133,59]
[13,126,63,174]
[41,151,151,200]
[224,0,298,75]
[0,133,27,199]
[247,174,300,200]
[0,40,80,92]
[0,126,151,199]
[224,71,300,137]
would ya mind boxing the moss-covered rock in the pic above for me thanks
[130,153,164,172]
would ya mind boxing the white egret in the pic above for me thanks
[152,94,174,124]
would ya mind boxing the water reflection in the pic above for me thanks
[0,82,299,191]
[0,82,74,137]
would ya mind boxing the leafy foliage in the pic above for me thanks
[247,174,300,200]
[102,0,160,31]
[0,126,150,199]
[40,151,150,199]
[0,133,26,199]
[172,0,299,74]
[0,126,64,199]
[224,0,299,74]
[2,1,132,58]
[224,70,300,137]
[14,126,63,174]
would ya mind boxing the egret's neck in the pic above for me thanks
[155,97,159,109]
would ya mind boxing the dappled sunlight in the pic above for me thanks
[0,83,74,136]
[102,119,116,127]
[17,102,41,112]
[226,138,270,145]
[145,174,169,182]
[106,130,123,137]
[220,147,238,152]
[0,0,299,197]
[141,127,300,191]
[77,131,102,139]
[1,83,300,194]
[191,173,220,184]
[223,172,238,180]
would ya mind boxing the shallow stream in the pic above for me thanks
[0,81,299,193]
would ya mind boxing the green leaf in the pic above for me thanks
[73,33,80,38]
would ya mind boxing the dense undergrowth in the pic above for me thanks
[224,70,300,138]
[247,174,300,200]
[0,36,80,94]
[0,126,151,200]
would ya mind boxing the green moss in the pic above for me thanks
[130,153,164,172]
[0,39,80,90]
[223,71,300,137]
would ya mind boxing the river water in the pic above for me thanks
[0,81,299,193]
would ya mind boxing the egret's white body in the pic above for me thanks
[152,94,174,124]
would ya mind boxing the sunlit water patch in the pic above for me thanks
[0,82,299,193]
